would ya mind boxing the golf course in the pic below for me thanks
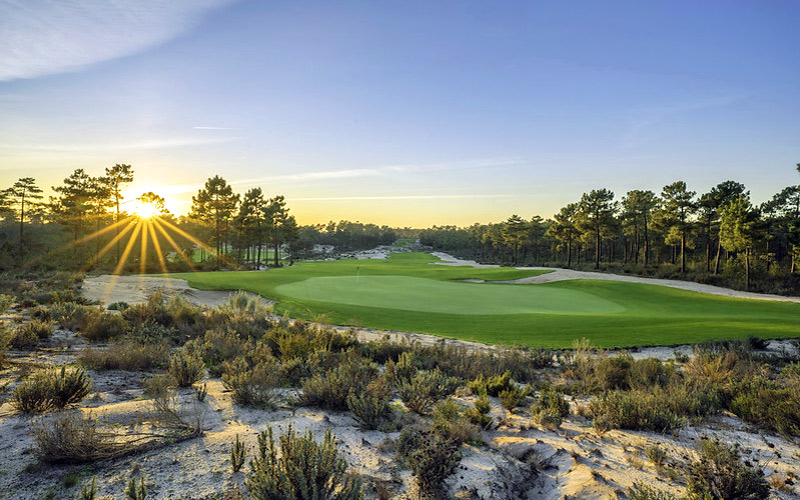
[171,252,800,348]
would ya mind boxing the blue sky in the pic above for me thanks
[1,0,799,226]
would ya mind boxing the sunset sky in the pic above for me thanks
[1,0,799,227]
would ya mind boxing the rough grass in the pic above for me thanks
[167,252,800,348]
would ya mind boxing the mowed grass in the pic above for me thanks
[169,252,800,348]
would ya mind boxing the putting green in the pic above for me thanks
[276,276,625,315]
[167,252,800,348]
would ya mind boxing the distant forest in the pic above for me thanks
[2,164,800,294]
[422,167,800,295]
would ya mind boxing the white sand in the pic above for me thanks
[432,252,800,303]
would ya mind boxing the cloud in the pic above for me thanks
[0,136,240,152]
[232,157,523,185]
[193,126,237,130]
[0,0,237,81]
[620,92,751,149]
[293,194,514,201]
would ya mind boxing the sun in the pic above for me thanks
[132,199,158,219]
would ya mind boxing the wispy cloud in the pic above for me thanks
[232,157,523,185]
[0,136,240,152]
[0,0,238,81]
[193,126,237,130]
[294,194,515,201]
[620,92,751,148]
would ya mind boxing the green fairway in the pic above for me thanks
[276,276,624,315]
[167,252,800,348]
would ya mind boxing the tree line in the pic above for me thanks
[421,167,800,293]
[0,166,303,271]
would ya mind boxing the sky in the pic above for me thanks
[1,0,799,227]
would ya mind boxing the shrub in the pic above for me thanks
[168,349,206,387]
[80,476,98,500]
[32,413,129,463]
[49,366,93,408]
[222,356,280,408]
[590,390,681,433]
[79,340,169,371]
[396,427,461,499]
[397,369,460,414]
[22,319,55,340]
[627,482,675,500]
[231,434,247,473]
[645,444,668,468]
[186,329,247,376]
[11,366,92,412]
[0,293,14,314]
[10,322,39,349]
[347,386,390,430]
[687,438,769,500]
[80,311,129,341]
[0,327,9,367]
[247,425,363,500]
[431,398,482,445]
[498,386,525,410]
[126,476,147,500]
[48,302,91,330]
[531,387,570,430]
[300,357,378,410]
[107,301,129,311]
[466,392,493,430]
[467,370,513,396]
[729,377,800,436]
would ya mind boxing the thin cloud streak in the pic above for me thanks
[294,194,515,201]
[0,0,238,81]
[0,136,240,152]
[232,157,524,185]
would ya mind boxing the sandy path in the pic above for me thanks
[81,274,268,308]
[431,252,800,304]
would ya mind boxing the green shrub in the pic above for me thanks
[627,482,675,500]
[79,340,169,371]
[590,390,681,433]
[398,369,460,414]
[498,385,525,410]
[0,293,14,314]
[11,366,92,412]
[21,319,55,340]
[346,384,391,430]
[466,392,493,429]
[431,398,482,445]
[125,476,147,500]
[467,370,513,396]
[729,377,800,436]
[222,356,280,408]
[10,323,39,349]
[531,387,570,429]
[80,476,98,500]
[300,357,377,410]
[80,311,129,341]
[107,301,129,311]
[231,434,247,473]
[168,349,206,387]
[49,366,93,408]
[396,427,461,499]
[186,329,247,376]
[247,425,363,500]
[645,444,668,467]
[687,438,769,500]
[48,302,91,330]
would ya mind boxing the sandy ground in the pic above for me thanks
[2,332,798,499]
[81,274,269,309]
[431,252,800,304]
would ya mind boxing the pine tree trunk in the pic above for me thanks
[714,239,722,275]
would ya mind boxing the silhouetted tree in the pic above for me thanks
[4,177,43,262]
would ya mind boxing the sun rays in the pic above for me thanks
[60,208,224,304]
